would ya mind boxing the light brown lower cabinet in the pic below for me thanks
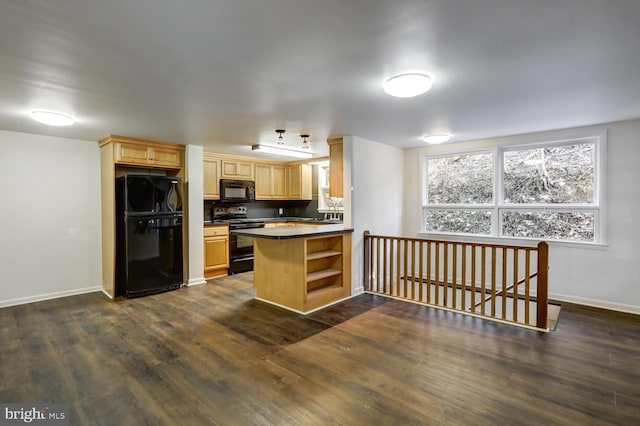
[204,226,229,278]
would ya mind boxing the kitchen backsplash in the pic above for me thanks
[204,200,323,221]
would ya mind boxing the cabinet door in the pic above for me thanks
[221,159,254,180]
[236,161,255,179]
[114,142,181,169]
[115,143,150,165]
[272,165,287,199]
[151,146,181,168]
[328,139,343,197]
[204,237,229,271]
[203,158,220,199]
[255,164,273,199]
[287,164,312,200]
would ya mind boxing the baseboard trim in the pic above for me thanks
[254,294,356,315]
[0,286,103,308]
[549,292,640,315]
[101,288,114,299]
[187,278,207,286]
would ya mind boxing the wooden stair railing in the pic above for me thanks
[363,231,549,331]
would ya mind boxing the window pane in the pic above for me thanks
[503,144,594,204]
[425,210,492,235]
[427,153,493,204]
[502,211,595,241]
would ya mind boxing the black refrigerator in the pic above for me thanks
[115,175,184,298]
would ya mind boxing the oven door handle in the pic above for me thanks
[231,255,254,262]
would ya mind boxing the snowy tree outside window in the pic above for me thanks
[422,136,603,243]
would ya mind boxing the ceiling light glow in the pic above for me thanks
[383,72,433,98]
[422,133,451,144]
[29,110,75,126]
[252,144,313,159]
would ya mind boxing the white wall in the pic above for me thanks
[402,119,640,314]
[186,145,206,286]
[0,130,102,307]
[347,135,404,294]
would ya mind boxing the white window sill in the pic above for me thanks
[415,232,609,250]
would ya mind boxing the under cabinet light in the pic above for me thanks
[252,144,313,159]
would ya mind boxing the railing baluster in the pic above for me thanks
[461,244,466,312]
[385,240,393,294]
[513,249,519,323]
[396,240,402,297]
[403,240,409,298]
[443,243,449,307]
[452,243,458,310]
[502,248,507,320]
[375,237,380,293]
[525,249,531,325]
[481,247,486,316]
[426,242,432,304]
[435,242,440,306]
[418,241,424,302]
[411,240,416,300]
[469,245,475,313]
[491,247,497,317]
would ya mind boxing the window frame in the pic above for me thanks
[419,131,606,247]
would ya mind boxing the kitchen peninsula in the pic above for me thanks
[233,225,353,314]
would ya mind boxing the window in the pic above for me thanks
[422,135,603,244]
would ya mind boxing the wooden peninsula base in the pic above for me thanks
[234,225,353,314]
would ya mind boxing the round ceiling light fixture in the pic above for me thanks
[383,72,433,98]
[422,133,451,144]
[29,110,75,126]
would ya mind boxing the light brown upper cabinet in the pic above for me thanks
[107,136,183,169]
[221,158,254,180]
[287,164,312,200]
[203,153,220,200]
[256,163,287,200]
[328,137,343,197]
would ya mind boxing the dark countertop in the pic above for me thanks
[204,217,343,226]
[231,224,353,239]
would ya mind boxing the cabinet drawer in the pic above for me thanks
[204,226,229,237]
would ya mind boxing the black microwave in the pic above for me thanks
[220,179,256,202]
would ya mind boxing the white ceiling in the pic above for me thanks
[1,0,640,159]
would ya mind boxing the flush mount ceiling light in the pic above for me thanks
[301,134,310,149]
[383,72,433,98]
[252,144,313,159]
[29,110,75,126]
[276,129,285,145]
[422,133,451,144]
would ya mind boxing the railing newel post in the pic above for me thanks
[536,242,549,329]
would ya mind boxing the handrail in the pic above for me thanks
[363,231,549,331]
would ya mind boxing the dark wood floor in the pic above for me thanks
[1,273,639,425]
